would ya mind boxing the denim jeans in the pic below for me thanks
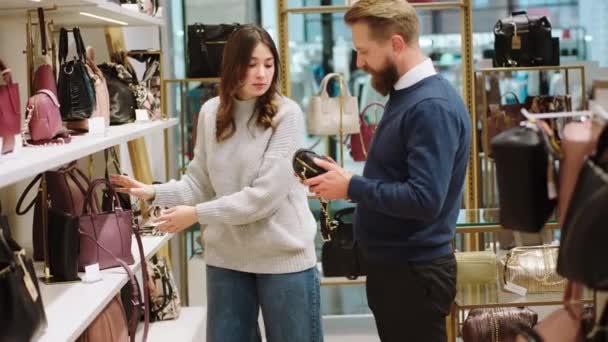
[206,265,323,342]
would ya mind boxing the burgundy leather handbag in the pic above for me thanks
[32,8,57,95]
[349,102,383,161]
[78,178,134,271]
[0,59,21,154]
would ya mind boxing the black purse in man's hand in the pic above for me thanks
[292,148,328,181]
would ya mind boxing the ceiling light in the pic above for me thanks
[79,12,128,26]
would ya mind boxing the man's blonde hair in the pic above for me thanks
[344,0,419,45]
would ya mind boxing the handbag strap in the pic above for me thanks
[319,200,337,241]
[104,147,123,180]
[37,8,48,56]
[59,27,86,64]
[82,178,122,215]
[360,102,384,124]
[16,174,43,215]
[78,225,150,342]
[319,73,352,97]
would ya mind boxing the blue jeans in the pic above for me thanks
[206,265,323,342]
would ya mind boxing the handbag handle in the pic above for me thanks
[318,73,352,98]
[58,28,86,64]
[104,147,123,180]
[360,102,384,125]
[16,174,43,216]
[0,58,13,84]
[82,178,122,215]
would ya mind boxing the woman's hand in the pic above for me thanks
[110,174,156,201]
[153,206,198,233]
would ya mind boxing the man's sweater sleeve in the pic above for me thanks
[152,105,216,207]
[194,105,304,226]
[347,101,461,221]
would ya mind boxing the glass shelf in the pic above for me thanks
[455,282,593,309]
[456,208,559,230]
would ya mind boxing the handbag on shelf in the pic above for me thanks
[321,207,368,279]
[47,207,80,281]
[57,27,96,121]
[146,255,181,321]
[454,251,497,285]
[24,89,64,143]
[558,126,608,290]
[187,23,240,78]
[349,102,383,161]
[485,92,525,156]
[491,120,559,232]
[16,161,91,261]
[462,307,538,342]
[0,58,21,154]
[307,73,360,136]
[77,295,130,342]
[0,228,47,342]
[98,62,137,125]
[78,178,135,271]
[493,10,559,67]
[499,245,565,293]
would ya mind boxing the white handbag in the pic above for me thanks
[307,73,360,136]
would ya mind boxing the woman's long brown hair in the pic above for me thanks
[216,25,281,142]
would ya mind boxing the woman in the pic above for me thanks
[111,25,322,342]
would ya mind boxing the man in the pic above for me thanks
[303,0,471,341]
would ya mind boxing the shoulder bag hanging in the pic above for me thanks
[33,7,58,95]
[0,58,21,154]
[187,23,240,78]
[349,101,384,161]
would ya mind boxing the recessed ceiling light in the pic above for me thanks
[80,12,128,26]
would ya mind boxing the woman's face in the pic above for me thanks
[237,43,275,100]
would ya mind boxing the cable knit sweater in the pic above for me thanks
[152,96,317,274]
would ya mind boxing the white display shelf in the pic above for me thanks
[0,118,178,189]
[135,306,206,342]
[0,0,163,27]
[36,233,173,342]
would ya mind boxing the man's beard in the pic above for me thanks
[365,60,400,96]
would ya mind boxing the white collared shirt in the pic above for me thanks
[393,58,437,91]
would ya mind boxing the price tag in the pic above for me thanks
[12,134,22,153]
[83,263,102,283]
[512,35,522,50]
[88,117,106,136]
[504,281,527,297]
[135,109,151,122]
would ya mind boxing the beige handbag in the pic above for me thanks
[307,72,360,135]
[455,251,498,285]
[499,245,565,293]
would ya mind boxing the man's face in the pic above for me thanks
[351,22,400,96]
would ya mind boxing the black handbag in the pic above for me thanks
[557,127,608,290]
[187,23,240,78]
[98,63,136,125]
[493,11,559,67]
[0,229,47,342]
[47,208,80,281]
[321,207,368,279]
[57,27,96,121]
[491,121,558,232]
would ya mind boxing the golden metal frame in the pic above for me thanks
[478,65,587,211]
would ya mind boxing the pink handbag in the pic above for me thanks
[78,178,134,271]
[349,102,384,161]
[0,59,21,154]
[25,89,63,142]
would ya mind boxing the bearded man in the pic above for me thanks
[303,1,472,341]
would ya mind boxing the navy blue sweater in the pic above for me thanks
[348,75,471,263]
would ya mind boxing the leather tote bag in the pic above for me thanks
[493,11,558,67]
[307,73,360,135]
[98,63,136,125]
[557,126,608,290]
[187,23,240,77]
[78,178,134,271]
[491,121,558,232]
[349,102,383,161]
[57,27,96,121]
[16,162,91,261]
[0,59,21,154]
[47,208,80,281]
[0,229,47,342]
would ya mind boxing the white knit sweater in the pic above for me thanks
[153,96,317,273]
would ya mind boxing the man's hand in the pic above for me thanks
[303,158,354,200]
[153,205,198,233]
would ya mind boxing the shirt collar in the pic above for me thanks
[393,58,437,91]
